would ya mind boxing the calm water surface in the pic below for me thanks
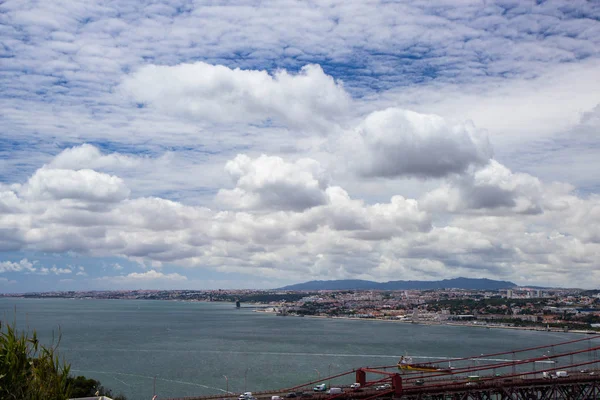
[0,298,588,400]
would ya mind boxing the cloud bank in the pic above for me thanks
[1,0,599,290]
[1,142,600,289]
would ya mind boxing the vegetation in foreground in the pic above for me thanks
[0,320,126,400]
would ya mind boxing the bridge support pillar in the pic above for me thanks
[355,369,366,386]
[392,373,402,396]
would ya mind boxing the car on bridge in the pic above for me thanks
[313,384,327,392]
[375,384,391,391]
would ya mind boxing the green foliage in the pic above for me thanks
[67,375,127,400]
[68,375,101,398]
[0,319,129,400]
[0,320,71,400]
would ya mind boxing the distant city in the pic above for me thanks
[3,283,600,334]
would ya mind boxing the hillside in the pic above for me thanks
[279,277,517,291]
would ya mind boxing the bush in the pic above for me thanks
[0,320,71,400]
[68,375,127,399]
[0,320,127,400]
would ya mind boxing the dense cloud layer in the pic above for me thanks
[1,146,600,288]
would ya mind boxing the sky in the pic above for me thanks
[1,0,600,292]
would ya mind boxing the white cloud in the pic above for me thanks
[0,146,599,287]
[421,160,545,215]
[124,270,187,281]
[348,108,492,179]
[34,265,71,275]
[21,168,130,203]
[293,186,432,240]
[96,270,188,288]
[50,266,72,275]
[120,63,350,132]
[49,144,142,170]
[216,154,329,211]
[0,259,36,273]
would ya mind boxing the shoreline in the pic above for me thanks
[253,309,600,335]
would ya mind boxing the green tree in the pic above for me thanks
[67,375,127,400]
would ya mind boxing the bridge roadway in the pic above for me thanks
[166,336,600,400]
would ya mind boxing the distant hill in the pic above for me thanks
[279,277,517,291]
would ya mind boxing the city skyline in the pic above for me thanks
[1,1,600,292]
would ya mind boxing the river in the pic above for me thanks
[0,298,590,400]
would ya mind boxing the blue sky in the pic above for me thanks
[1,0,600,292]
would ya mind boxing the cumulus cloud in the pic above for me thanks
[216,154,329,211]
[124,270,187,281]
[49,144,142,170]
[1,148,600,288]
[21,168,130,203]
[293,186,432,240]
[0,191,22,214]
[0,259,36,273]
[422,160,544,215]
[38,266,72,275]
[350,108,492,179]
[51,266,72,274]
[120,63,350,132]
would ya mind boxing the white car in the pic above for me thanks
[375,384,391,391]
[313,384,327,392]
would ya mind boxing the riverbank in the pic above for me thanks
[253,309,600,335]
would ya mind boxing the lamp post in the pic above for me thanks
[244,368,249,392]
[328,364,333,388]
[314,368,320,381]
[224,375,229,394]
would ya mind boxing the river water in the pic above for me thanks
[0,298,592,400]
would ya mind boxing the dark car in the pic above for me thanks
[414,379,424,386]
[285,393,297,398]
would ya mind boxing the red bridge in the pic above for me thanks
[168,336,600,400]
